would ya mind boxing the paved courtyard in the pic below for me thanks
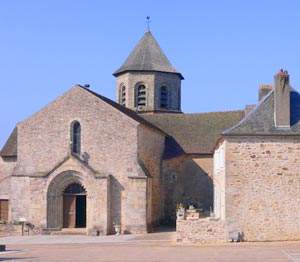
[1,232,300,261]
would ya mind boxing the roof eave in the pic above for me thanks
[223,133,300,137]
[113,69,184,80]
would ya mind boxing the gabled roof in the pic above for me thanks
[223,89,300,135]
[142,111,245,154]
[80,86,166,135]
[113,31,183,79]
[0,127,17,157]
[0,87,167,158]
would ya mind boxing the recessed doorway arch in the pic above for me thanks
[47,171,88,229]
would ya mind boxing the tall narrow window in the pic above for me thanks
[160,86,168,108]
[71,121,81,155]
[136,84,147,107]
[121,86,126,106]
[0,200,8,220]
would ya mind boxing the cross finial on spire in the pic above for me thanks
[146,16,150,31]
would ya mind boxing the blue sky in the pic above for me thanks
[1,0,300,148]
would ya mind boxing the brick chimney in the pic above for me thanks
[274,69,290,128]
[258,85,274,102]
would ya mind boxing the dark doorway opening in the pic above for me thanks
[76,195,86,228]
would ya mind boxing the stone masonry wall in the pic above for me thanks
[162,155,213,223]
[116,72,181,112]
[137,125,165,227]
[177,217,226,243]
[10,176,30,223]
[0,157,16,199]
[225,136,300,241]
[15,86,140,177]
[0,157,16,180]
[6,86,162,234]
[154,72,181,111]
[0,223,42,237]
[116,72,156,112]
[125,177,148,234]
[0,224,22,237]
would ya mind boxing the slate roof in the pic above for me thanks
[0,127,17,157]
[142,111,245,154]
[223,89,300,135]
[113,31,184,79]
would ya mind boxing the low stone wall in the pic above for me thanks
[176,217,226,243]
[0,224,22,237]
[0,223,42,237]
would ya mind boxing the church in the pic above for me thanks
[0,30,243,235]
[2,29,299,242]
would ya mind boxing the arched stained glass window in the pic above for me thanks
[71,121,81,155]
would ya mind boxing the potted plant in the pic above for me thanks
[113,222,121,235]
[176,203,185,219]
[0,220,7,224]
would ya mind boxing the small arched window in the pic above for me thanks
[120,85,126,106]
[71,121,81,155]
[160,86,168,108]
[136,84,147,107]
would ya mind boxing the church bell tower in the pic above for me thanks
[113,31,184,114]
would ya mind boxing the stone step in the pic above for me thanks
[50,228,87,235]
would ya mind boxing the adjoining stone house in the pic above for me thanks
[213,71,300,242]
[0,30,244,235]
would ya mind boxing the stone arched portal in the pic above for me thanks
[47,170,88,229]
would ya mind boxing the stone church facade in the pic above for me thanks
[0,30,244,235]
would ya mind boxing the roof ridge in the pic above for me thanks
[143,110,244,117]
[222,89,274,135]
[182,110,245,116]
[78,86,166,135]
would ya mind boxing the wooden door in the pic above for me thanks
[63,195,76,228]
[0,200,8,220]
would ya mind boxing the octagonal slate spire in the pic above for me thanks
[113,31,184,79]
